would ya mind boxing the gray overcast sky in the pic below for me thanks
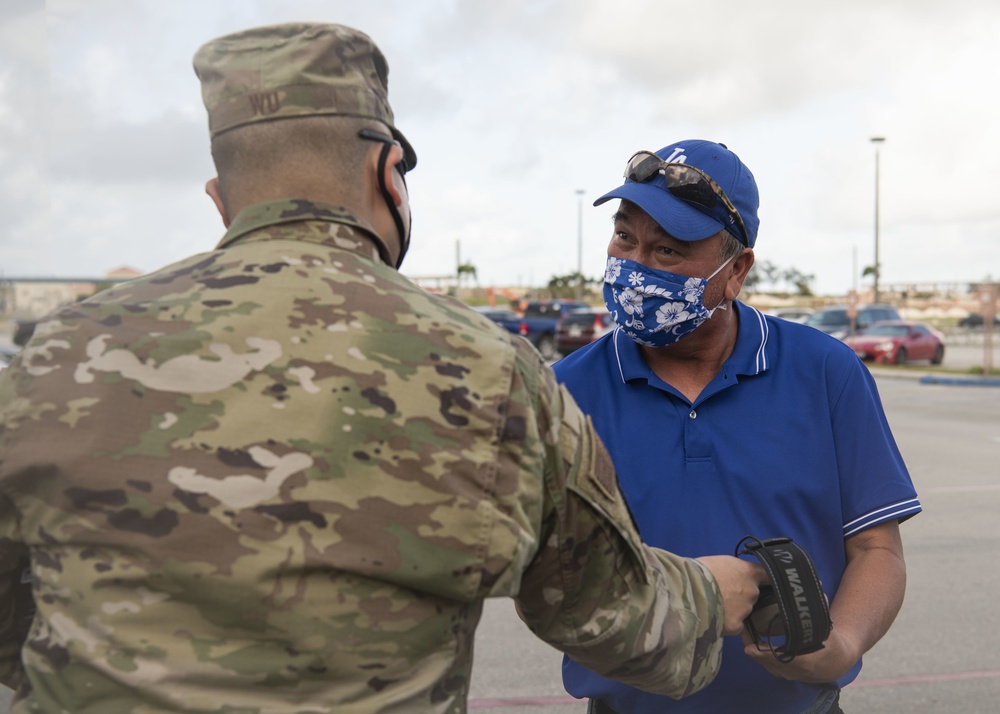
[3,0,999,296]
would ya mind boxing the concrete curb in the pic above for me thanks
[867,368,1000,387]
[917,375,1000,387]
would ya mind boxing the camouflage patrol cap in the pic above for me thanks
[193,22,416,168]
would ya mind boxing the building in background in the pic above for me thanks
[0,267,143,320]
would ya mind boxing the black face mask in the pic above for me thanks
[358,129,412,269]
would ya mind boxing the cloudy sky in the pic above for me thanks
[3,0,999,297]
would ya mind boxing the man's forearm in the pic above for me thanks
[831,520,906,660]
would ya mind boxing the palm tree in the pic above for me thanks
[457,261,477,288]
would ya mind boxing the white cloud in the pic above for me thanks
[2,0,998,293]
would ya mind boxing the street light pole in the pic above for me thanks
[871,136,885,304]
[576,189,585,300]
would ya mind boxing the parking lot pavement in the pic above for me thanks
[836,377,1000,713]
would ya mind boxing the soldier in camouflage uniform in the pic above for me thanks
[0,23,764,713]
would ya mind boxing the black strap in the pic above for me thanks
[588,699,621,714]
[737,536,832,662]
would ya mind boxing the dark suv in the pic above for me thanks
[804,304,900,340]
[957,313,1000,329]
[518,300,588,360]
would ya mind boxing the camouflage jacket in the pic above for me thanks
[0,200,723,713]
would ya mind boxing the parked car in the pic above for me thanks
[957,313,1000,329]
[766,307,814,323]
[556,307,613,356]
[472,306,522,333]
[472,301,588,360]
[843,320,945,365]
[803,304,901,340]
[516,300,589,360]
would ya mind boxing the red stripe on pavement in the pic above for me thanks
[469,695,579,708]
[853,669,1000,687]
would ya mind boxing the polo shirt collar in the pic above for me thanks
[611,301,772,385]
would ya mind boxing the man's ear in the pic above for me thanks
[727,249,755,300]
[371,144,406,207]
[205,177,231,227]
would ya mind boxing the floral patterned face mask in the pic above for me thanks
[602,255,733,347]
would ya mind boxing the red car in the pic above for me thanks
[843,320,945,365]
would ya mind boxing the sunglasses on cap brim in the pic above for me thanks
[624,151,749,247]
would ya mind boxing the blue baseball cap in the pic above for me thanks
[594,139,760,248]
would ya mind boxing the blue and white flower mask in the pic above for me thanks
[603,255,733,347]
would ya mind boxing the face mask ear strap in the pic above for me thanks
[373,142,410,269]
[707,253,737,281]
[705,254,740,314]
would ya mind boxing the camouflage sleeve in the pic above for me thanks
[0,495,31,691]
[512,356,725,699]
[0,368,32,691]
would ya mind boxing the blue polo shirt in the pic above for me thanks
[555,302,920,714]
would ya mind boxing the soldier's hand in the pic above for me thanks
[696,556,768,635]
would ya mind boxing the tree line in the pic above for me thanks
[453,260,816,300]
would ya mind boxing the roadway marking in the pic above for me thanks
[469,695,578,708]
[854,669,1000,687]
[923,484,1000,493]
[467,669,1000,708]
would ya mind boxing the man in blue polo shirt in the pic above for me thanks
[556,140,921,714]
